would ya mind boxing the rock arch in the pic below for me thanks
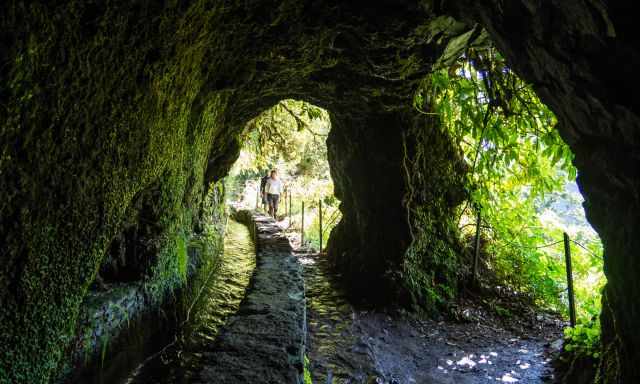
[0,1,637,382]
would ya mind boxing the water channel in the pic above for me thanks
[77,219,255,384]
[76,218,556,384]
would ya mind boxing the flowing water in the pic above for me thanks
[76,219,255,384]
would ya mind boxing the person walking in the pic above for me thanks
[264,169,283,219]
[259,171,270,211]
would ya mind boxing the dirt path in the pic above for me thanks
[297,251,562,384]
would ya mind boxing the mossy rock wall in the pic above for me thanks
[0,2,236,382]
[400,114,468,309]
[326,108,466,307]
[64,181,226,381]
[5,1,638,382]
[1,2,473,380]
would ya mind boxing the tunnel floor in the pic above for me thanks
[296,249,563,384]
[75,216,563,384]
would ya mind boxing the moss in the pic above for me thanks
[0,1,482,381]
[400,114,467,310]
[176,235,188,281]
[0,2,236,381]
[303,355,313,384]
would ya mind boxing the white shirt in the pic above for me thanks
[265,178,283,195]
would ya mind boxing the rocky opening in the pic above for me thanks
[1,1,638,383]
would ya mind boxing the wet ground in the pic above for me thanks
[298,250,562,384]
[78,217,562,384]
[78,219,256,384]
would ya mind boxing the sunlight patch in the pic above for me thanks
[456,355,476,368]
[498,372,519,382]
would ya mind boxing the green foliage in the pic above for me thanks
[425,47,605,337]
[0,2,234,380]
[244,99,330,172]
[304,195,342,251]
[564,318,601,358]
[303,355,313,384]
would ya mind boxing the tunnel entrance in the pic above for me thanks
[3,1,635,381]
[226,99,339,252]
[421,46,607,379]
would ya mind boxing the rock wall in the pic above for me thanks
[7,1,636,382]
[327,109,466,307]
[0,2,236,381]
[1,2,475,381]
[64,183,226,382]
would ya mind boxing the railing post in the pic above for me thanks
[301,201,305,247]
[472,208,481,285]
[256,184,260,210]
[289,190,292,224]
[564,232,577,327]
[319,199,323,255]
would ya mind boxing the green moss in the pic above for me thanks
[177,235,188,282]
[303,355,313,384]
[401,114,467,311]
[0,2,237,381]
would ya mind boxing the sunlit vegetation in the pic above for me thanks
[419,48,604,355]
[226,99,340,250]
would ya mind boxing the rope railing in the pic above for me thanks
[470,208,602,328]
[570,239,602,260]
[478,218,601,260]
[256,183,340,255]
[297,198,342,255]
[256,179,600,327]
[486,238,564,251]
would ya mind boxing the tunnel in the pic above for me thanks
[0,1,638,383]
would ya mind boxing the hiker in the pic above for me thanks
[264,169,283,219]
[260,171,270,211]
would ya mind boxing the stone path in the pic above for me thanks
[194,211,306,384]
[298,251,560,384]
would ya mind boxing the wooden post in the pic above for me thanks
[564,232,577,327]
[472,208,481,285]
[319,199,323,255]
[301,201,305,247]
[256,184,260,210]
[284,189,288,217]
[289,190,292,224]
